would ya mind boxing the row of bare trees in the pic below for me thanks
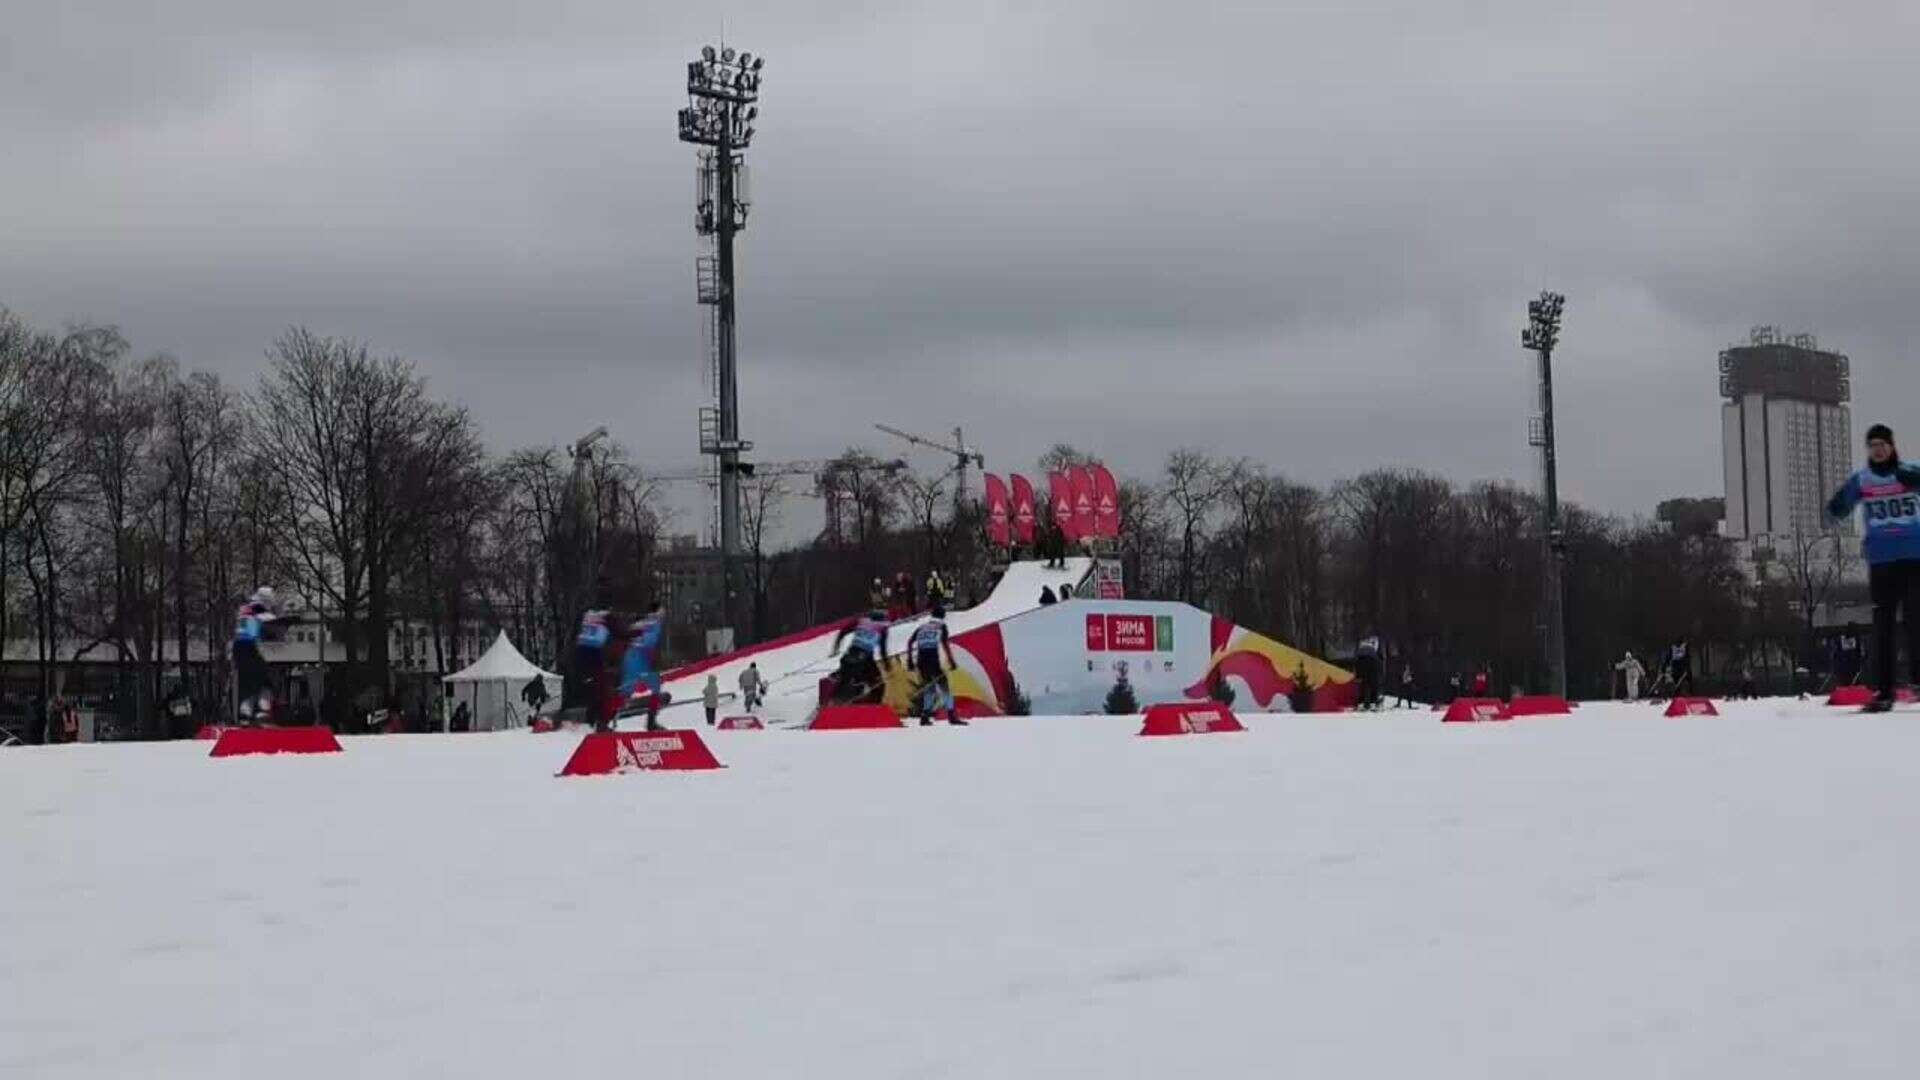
[6,302,1858,739]
[2,310,677,738]
[737,443,1856,699]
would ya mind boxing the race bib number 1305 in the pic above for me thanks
[1866,494,1918,522]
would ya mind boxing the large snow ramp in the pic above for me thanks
[652,559,1096,726]
[928,600,1356,717]
[649,561,1353,724]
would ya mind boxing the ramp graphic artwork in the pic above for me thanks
[651,561,1355,723]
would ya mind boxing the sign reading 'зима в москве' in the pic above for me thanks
[1085,613,1172,653]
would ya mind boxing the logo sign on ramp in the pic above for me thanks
[558,730,724,776]
[1441,698,1512,723]
[1664,697,1719,717]
[210,726,343,758]
[1139,702,1246,736]
[809,704,905,730]
[1087,614,1171,653]
[717,715,765,730]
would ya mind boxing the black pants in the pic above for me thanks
[573,645,605,726]
[1355,657,1379,708]
[233,641,270,713]
[834,651,882,703]
[1870,560,1920,696]
[914,651,948,718]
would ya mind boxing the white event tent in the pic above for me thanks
[441,632,561,731]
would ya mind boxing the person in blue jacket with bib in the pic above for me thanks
[619,602,667,730]
[1828,423,1920,711]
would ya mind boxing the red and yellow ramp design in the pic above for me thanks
[1182,616,1357,712]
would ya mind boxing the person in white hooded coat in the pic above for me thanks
[1616,652,1646,701]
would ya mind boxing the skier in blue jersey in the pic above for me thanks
[619,602,668,731]
[1828,423,1920,711]
[830,609,892,704]
[908,605,967,726]
[572,606,612,728]
[232,587,280,723]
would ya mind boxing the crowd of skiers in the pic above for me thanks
[563,601,667,731]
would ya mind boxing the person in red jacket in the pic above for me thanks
[1470,668,1490,697]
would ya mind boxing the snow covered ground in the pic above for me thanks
[8,699,1920,1078]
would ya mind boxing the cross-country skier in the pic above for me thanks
[831,608,892,704]
[1828,422,1920,711]
[1616,651,1646,701]
[1832,631,1865,688]
[908,605,967,726]
[618,602,667,731]
[232,587,280,724]
[573,606,612,729]
[1354,633,1382,711]
[1663,639,1694,697]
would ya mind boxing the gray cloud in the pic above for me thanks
[5,0,1918,540]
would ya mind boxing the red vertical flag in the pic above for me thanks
[1092,464,1120,539]
[984,474,1011,547]
[1049,472,1078,542]
[1010,474,1037,546]
[1071,466,1098,541]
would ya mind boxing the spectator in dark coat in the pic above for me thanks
[1039,518,1067,569]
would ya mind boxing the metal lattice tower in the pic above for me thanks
[679,43,764,629]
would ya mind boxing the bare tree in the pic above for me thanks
[1161,448,1225,606]
[253,328,477,713]
[895,469,950,572]
[739,473,789,641]
[72,354,171,735]
[156,366,236,702]
[1776,525,1855,665]
[1267,479,1331,655]
[1215,459,1275,624]
[0,314,122,703]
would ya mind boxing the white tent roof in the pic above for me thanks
[441,631,559,684]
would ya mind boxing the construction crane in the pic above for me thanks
[874,424,985,517]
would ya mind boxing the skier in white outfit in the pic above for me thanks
[1616,651,1646,701]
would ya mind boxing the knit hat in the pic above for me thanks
[1867,423,1895,446]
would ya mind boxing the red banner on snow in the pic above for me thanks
[1092,465,1120,539]
[210,726,343,758]
[1010,474,1037,546]
[1139,702,1246,736]
[1071,466,1098,541]
[984,473,1011,547]
[1049,472,1078,542]
[557,730,724,775]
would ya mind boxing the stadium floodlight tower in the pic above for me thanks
[679,43,764,639]
[1522,291,1568,699]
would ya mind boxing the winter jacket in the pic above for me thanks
[1829,460,1920,564]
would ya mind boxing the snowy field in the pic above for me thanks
[8,700,1920,1079]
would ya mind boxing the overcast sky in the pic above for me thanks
[5,1,1918,540]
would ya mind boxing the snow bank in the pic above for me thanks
[6,700,1920,1078]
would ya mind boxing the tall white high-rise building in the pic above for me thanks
[1720,327,1852,541]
